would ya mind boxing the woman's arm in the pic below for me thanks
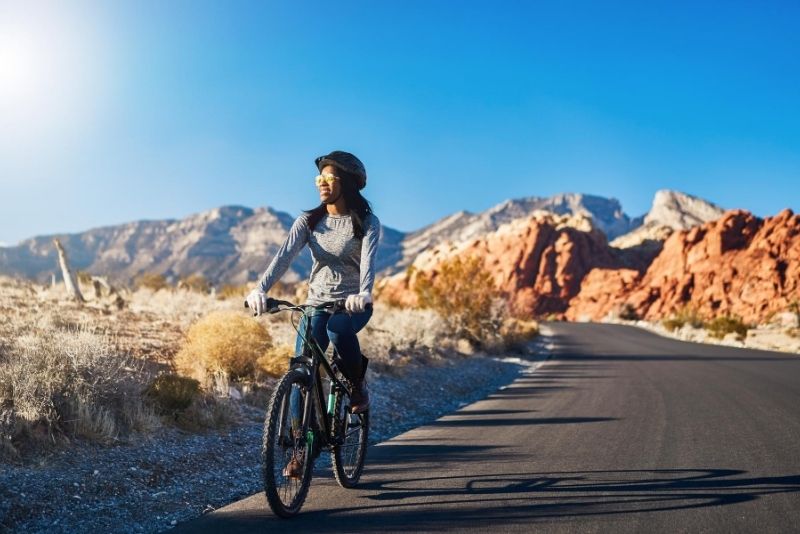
[359,214,382,295]
[257,215,310,293]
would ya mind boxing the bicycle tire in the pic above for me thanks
[331,390,369,488]
[262,368,314,517]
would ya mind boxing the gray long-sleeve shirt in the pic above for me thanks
[258,212,381,306]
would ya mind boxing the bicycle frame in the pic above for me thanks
[279,305,353,450]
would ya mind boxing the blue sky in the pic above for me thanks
[1,0,798,245]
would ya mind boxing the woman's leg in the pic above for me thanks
[325,308,373,382]
[290,312,331,429]
[294,311,331,356]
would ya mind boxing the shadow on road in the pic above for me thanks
[190,466,800,533]
[426,417,617,428]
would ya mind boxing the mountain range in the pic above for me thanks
[0,190,723,286]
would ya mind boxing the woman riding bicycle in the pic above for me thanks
[246,151,380,417]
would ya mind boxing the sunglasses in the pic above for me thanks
[315,173,340,187]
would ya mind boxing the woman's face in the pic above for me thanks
[317,164,342,204]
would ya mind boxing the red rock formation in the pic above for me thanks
[380,208,799,325]
[378,214,622,316]
[564,268,641,321]
[567,209,800,324]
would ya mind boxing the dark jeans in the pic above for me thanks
[294,307,373,382]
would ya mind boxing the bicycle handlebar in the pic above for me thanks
[244,298,372,315]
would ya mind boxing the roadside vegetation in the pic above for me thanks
[0,259,538,461]
[662,306,705,332]
[390,255,539,352]
[661,306,751,341]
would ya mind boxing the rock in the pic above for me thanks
[379,212,623,317]
[569,209,800,324]
[564,269,641,321]
[612,190,725,249]
[772,312,800,328]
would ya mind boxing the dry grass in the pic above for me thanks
[257,344,295,378]
[0,270,539,460]
[174,310,273,385]
[135,272,170,291]
[0,322,159,458]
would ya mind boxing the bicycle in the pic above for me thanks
[245,297,370,517]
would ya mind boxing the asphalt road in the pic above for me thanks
[175,323,800,533]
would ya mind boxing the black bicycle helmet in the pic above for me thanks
[315,151,367,190]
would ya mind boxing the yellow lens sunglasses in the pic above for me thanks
[315,173,340,187]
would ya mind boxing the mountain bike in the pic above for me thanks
[245,298,370,518]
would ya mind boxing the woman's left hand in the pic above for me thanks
[345,292,373,313]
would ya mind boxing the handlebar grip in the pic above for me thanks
[244,297,283,315]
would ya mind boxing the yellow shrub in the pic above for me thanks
[412,256,500,344]
[257,344,295,378]
[175,311,272,383]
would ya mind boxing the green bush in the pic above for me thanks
[662,306,705,332]
[706,315,749,340]
[145,374,200,414]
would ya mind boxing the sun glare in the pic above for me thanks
[0,31,43,102]
[0,4,107,145]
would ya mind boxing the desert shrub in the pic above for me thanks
[175,395,239,430]
[175,310,273,384]
[662,306,705,332]
[76,271,93,285]
[136,272,170,291]
[145,374,200,414]
[179,274,210,294]
[217,284,249,300]
[706,315,749,340]
[257,344,295,378]
[411,256,502,345]
[0,326,158,455]
[498,318,539,352]
[618,303,639,321]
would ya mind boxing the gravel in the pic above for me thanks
[0,353,529,533]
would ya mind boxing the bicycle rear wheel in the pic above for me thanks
[262,368,314,517]
[331,389,369,488]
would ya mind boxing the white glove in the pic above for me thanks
[345,292,373,313]
[246,289,269,316]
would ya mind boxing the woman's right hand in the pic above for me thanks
[246,289,269,316]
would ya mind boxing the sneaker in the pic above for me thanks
[349,379,370,414]
[282,451,304,479]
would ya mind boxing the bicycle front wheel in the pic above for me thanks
[262,368,314,517]
[331,389,369,488]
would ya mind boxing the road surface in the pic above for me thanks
[176,322,800,533]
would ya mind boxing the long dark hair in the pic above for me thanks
[305,169,372,238]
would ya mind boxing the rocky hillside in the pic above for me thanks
[378,212,624,316]
[0,190,724,290]
[567,209,800,324]
[611,190,725,249]
[392,193,637,274]
[0,206,403,286]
